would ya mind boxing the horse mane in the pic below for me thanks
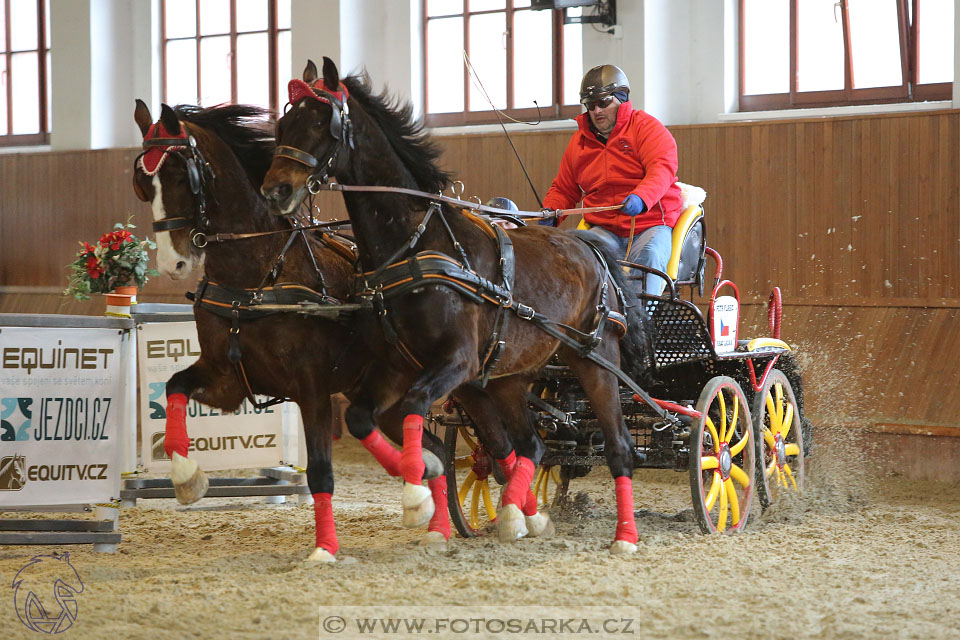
[341,75,451,193]
[173,104,276,191]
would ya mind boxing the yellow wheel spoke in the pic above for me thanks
[454,456,476,470]
[729,463,750,488]
[550,467,561,484]
[470,479,482,528]
[457,427,478,452]
[765,394,779,434]
[533,467,546,496]
[766,458,777,478]
[458,470,477,506]
[730,395,740,443]
[704,472,721,510]
[775,383,784,424]
[729,430,750,456]
[781,404,795,439]
[717,478,728,531]
[705,417,721,453]
[784,443,800,457]
[762,428,775,449]
[701,456,719,470]
[481,477,497,520]
[784,463,799,491]
[724,478,740,526]
[775,467,785,487]
[717,390,728,442]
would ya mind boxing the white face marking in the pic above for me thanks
[150,174,203,280]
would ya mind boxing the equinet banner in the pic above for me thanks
[136,321,286,472]
[0,327,127,506]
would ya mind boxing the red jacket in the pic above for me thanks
[543,101,683,237]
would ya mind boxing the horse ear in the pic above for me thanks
[303,59,318,84]
[321,56,340,91]
[159,103,181,135]
[134,99,152,137]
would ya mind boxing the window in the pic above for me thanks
[162,0,290,115]
[423,0,583,127]
[740,0,953,111]
[0,0,50,146]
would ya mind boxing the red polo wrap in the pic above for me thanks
[312,492,339,555]
[427,476,451,539]
[139,121,188,176]
[287,78,349,106]
[614,476,638,544]
[164,393,190,458]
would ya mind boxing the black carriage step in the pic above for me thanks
[123,477,299,489]
[0,519,114,532]
[0,531,122,545]
[120,484,309,500]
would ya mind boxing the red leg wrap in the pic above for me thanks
[360,430,402,477]
[164,393,190,458]
[522,489,539,516]
[427,476,451,539]
[497,451,518,478]
[501,456,535,508]
[614,476,638,544]
[400,414,425,485]
[313,492,339,555]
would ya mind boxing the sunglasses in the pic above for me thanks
[584,96,616,111]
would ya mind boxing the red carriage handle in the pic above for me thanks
[768,287,782,339]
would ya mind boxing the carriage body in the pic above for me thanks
[437,206,812,537]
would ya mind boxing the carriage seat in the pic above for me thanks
[575,181,706,287]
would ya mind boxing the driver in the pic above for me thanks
[541,64,683,296]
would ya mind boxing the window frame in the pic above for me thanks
[160,0,289,115]
[739,0,950,112]
[0,0,50,147]
[422,1,582,127]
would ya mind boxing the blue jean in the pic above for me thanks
[582,224,673,295]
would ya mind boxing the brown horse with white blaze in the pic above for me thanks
[262,59,656,553]
[131,99,451,562]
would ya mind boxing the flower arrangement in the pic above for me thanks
[64,220,158,300]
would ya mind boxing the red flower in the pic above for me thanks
[85,256,103,278]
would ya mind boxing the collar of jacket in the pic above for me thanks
[576,100,634,143]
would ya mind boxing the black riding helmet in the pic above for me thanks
[579,64,630,105]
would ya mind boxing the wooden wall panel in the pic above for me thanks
[1,109,959,430]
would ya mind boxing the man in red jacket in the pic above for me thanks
[542,64,683,296]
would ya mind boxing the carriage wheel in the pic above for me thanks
[752,369,805,509]
[689,376,755,534]
[532,465,562,510]
[443,424,500,538]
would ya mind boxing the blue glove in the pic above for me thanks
[621,194,646,217]
[538,208,558,226]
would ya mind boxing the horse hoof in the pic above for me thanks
[422,450,444,480]
[609,540,638,555]
[170,453,209,505]
[497,504,528,542]
[419,531,448,553]
[525,512,555,538]
[302,547,337,565]
[401,483,434,528]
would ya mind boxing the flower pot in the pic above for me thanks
[104,293,133,318]
[113,285,138,304]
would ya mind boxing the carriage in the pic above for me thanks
[434,199,813,537]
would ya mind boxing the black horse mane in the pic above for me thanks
[341,75,450,193]
[173,104,276,191]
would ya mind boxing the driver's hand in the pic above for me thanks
[538,208,557,226]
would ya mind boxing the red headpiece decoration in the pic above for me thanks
[138,122,188,176]
[287,78,349,106]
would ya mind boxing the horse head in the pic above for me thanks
[262,58,354,215]
[133,100,276,281]
[133,100,208,280]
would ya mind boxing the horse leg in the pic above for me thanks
[396,358,476,529]
[299,394,338,564]
[564,347,639,555]
[163,362,224,505]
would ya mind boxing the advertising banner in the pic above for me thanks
[0,327,128,506]
[137,321,286,472]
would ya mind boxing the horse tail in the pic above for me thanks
[569,230,657,383]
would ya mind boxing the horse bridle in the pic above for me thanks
[134,131,215,240]
[274,86,354,194]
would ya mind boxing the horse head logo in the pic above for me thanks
[0,454,27,490]
[12,553,85,634]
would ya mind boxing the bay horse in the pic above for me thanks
[131,100,450,563]
[262,58,655,553]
